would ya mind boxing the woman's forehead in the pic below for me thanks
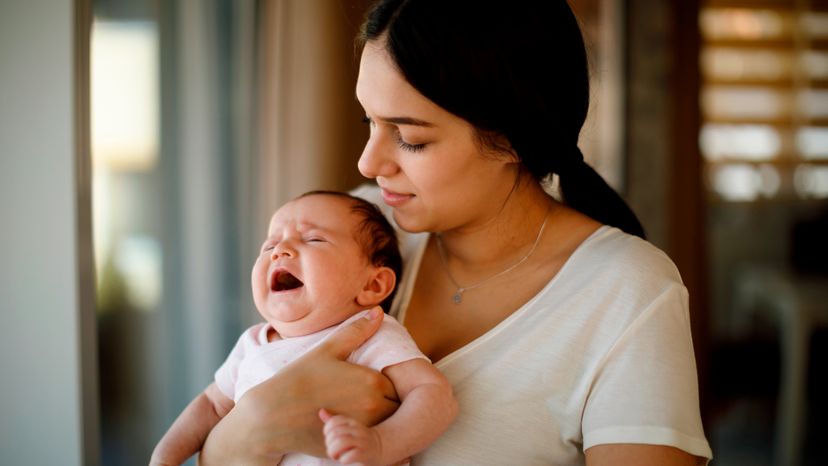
[357,42,441,120]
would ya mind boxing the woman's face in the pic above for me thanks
[356,40,519,233]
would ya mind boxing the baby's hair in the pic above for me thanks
[298,190,402,313]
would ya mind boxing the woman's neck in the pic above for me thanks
[436,174,559,272]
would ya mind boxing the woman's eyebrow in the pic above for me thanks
[377,115,435,127]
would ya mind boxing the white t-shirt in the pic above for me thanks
[352,184,713,466]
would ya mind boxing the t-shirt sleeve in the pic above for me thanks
[581,284,713,463]
[347,314,430,372]
[214,324,263,401]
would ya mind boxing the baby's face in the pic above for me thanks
[252,194,375,337]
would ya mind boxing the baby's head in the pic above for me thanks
[252,191,401,337]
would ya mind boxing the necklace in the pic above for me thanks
[435,209,550,304]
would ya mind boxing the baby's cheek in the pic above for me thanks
[250,263,258,285]
[251,262,267,293]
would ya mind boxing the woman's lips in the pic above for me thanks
[380,188,414,207]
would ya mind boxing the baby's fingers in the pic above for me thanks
[338,447,371,465]
[326,434,359,462]
[322,413,361,436]
[323,416,358,455]
[325,419,376,462]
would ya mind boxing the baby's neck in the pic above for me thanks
[266,307,373,342]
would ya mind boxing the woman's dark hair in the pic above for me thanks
[299,190,403,312]
[358,0,645,239]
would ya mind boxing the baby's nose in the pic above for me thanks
[271,241,296,260]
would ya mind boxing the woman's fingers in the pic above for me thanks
[318,408,334,423]
[317,307,383,360]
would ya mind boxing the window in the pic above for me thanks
[700,2,828,201]
[701,3,828,465]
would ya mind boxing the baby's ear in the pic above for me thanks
[356,266,396,308]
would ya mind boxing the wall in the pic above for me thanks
[0,1,94,465]
[625,0,673,249]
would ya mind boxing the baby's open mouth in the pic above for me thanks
[271,270,304,292]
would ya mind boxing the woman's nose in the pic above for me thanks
[358,136,397,179]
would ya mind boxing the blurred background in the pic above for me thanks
[2,0,827,465]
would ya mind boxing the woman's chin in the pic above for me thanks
[392,210,430,234]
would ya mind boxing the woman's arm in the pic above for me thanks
[151,383,234,466]
[586,444,702,466]
[198,308,400,466]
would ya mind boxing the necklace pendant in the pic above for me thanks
[453,289,463,304]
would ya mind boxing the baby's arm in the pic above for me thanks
[321,359,458,466]
[150,383,235,466]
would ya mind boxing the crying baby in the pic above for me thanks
[151,190,457,466]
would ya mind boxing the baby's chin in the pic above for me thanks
[266,305,366,339]
[264,313,318,339]
[269,320,324,339]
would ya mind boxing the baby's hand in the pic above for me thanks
[320,408,385,466]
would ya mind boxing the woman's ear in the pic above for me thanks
[356,266,396,308]
[480,131,519,163]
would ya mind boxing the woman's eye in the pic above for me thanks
[395,134,426,153]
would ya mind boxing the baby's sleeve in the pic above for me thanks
[214,324,262,401]
[581,285,713,463]
[348,314,429,373]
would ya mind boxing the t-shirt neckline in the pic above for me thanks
[395,225,612,367]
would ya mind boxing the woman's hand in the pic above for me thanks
[198,307,400,466]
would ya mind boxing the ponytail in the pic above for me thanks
[557,147,646,239]
[360,0,646,240]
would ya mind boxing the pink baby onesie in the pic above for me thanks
[214,309,428,465]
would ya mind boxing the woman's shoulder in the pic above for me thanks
[523,227,690,347]
[535,225,687,322]
[574,225,684,287]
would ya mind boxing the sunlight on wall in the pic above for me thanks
[794,165,828,198]
[91,20,161,313]
[797,127,828,160]
[709,163,781,201]
[701,124,781,161]
[91,21,158,171]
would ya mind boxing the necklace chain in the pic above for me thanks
[435,209,550,304]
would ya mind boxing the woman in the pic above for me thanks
[201,1,712,464]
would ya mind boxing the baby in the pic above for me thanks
[151,191,457,466]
